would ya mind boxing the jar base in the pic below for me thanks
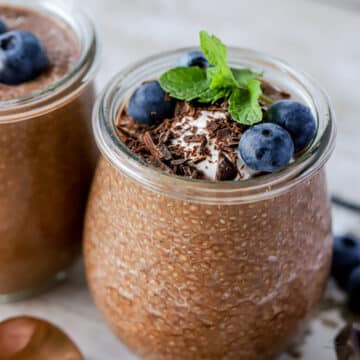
[0,270,68,304]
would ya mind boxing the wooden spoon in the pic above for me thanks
[0,316,83,360]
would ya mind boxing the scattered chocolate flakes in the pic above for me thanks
[190,126,198,134]
[115,77,291,181]
[193,156,206,165]
[184,134,205,143]
[170,158,188,166]
[199,136,208,156]
[116,124,142,141]
[175,101,195,117]
[142,132,165,160]
[335,324,360,360]
[206,120,220,136]
[228,138,242,147]
[177,164,203,179]
[158,144,172,161]
[152,159,173,173]
[216,127,232,141]
[159,129,171,144]
[216,152,238,181]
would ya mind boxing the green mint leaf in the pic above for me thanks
[159,30,266,119]
[198,87,232,104]
[199,30,227,67]
[207,67,235,89]
[229,80,263,125]
[248,79,263,102]
[206,67,217,82]
[200,31,236,89]
[232,68,262,87]
[159,67,209,101]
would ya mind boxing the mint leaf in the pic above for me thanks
[248,79,263,102]
[207,67,235,89]
[199,30,227,67]
[159,31,267,125]
[229,80,263,125]
[198,87,232,104]
[159,67,209,101]
[200,31,236,89]
[232,68,262,87]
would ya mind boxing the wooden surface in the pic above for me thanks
[1,0,360,359]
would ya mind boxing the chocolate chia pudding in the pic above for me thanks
[0,5,80,100]
[84,35,336,359]
[0,2,98,301]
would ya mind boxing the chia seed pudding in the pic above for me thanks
[84,33,335,359]
[0,2,98,301]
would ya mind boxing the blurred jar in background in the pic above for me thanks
[0,0,98,302]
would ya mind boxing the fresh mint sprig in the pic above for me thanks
[229,80,263,125]
[159,67,208,101]
[159,31,272,125]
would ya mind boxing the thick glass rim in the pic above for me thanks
[0,0,99,123]
[93,47,336,205]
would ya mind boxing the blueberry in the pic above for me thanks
[331,234,360,289]
[265,100,316,153]
[0,31,49,85]
[127,81,176,125]
[0,19,7,35]
[238,123,294,172]
[348,266,360,314]
[176,50,209,69]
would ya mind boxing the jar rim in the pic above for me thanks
[94,47,336,205]
[0,0,99,123]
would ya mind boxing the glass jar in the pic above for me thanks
[0,0,98,302]
[85,48,335,359]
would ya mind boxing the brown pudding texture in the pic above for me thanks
[0,5,80,100]
[84,158,332,359]
[0,5,97,295]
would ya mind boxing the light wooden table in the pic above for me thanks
[1,0,360,359]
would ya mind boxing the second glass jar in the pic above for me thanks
[0,0,99,301]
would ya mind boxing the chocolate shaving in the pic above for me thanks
[182,166,192,177]
[199,136,208,155]
[142,132,163,159]
[206,120,220,134]
[183,135,205,143]
[115,77,291,181]
[116,125,142,141]
[171,158,188,166]
[159,144,173,160]
[217,127,232,139]
[159,130,171,144]
[174,101,194,117]
[152,159,173,173]
[228,140,241,147]
[190,126,198,134]
[335,324,360,360]
[193,156,206,164]
[216,152,238,181]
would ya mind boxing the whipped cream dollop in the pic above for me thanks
[170,110,258,181]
